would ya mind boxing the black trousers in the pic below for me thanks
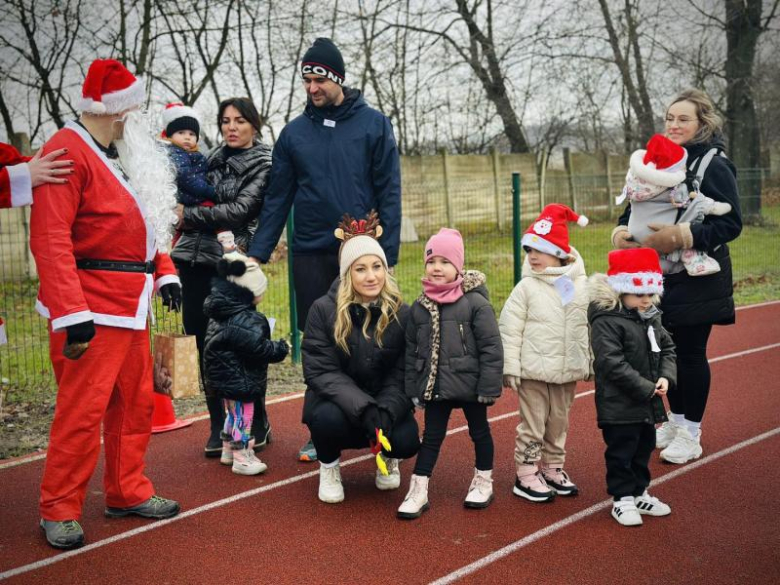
[413,400,494,477]
[177,263,217,394]
[666,324,713,423]
[307,401,420,465]
[293,252,339,332]
[601,423,655,500]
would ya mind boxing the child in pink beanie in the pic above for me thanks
[398,228,503,519]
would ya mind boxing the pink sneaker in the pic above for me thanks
[512,464,555,502]
[540,465,579,496]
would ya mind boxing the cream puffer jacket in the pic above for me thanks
[498,247,592,384]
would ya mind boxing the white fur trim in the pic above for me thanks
[521,233,569,259]
[162,104,200,127]
[45,308,94,333]
[7,163,32,207]
[630,149,685,188]
[577,215,589,227]
[154,274,180,292]
[607,272,664,295]
[77,78,145,115]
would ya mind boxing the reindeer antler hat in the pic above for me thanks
[335,210,387,279]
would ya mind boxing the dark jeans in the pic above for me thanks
[666,323,713,423]
[307,401,420,464]
[413,400,494,477]
[177,262,217,394]
[602,423,655,500]
[293,252,339,332]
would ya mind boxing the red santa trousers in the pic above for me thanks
[40,325,156,521]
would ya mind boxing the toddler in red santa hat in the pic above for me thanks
[588,248,676,526]
[498,203,591,503]
[618,133,731,276]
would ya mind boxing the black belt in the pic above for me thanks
[76,259,156,273]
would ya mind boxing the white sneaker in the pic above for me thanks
[656,418,679,450]
[397,474,430,519]
[612,499,643,527]
[318,463,345,504]
[660,427,703,464]
[375,455,401,491]
[231,446,267,476]
[464,469,494,509]
[634,491,671,516]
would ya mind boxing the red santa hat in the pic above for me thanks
[521,203,588,259]
[607,248,664,295]
[630,134,687,188]
[77,59,145,115]
[161,102,201,140]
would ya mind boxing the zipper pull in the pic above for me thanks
[459,324,467,353]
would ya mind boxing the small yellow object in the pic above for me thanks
[376,452,388,475]
[377,429,392,452]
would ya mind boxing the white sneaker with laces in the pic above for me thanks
[612,499,643,526]
[231,447,267,476]
[634,491,671,516]
[375,455,401,490]
[655,418,679,450]
[464,469,494,509]
[660,426,703,464]
[397,474,430,519]
[318,463,345,504]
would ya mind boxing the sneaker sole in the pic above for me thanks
[220,458,233,466]
[512,485,556,502]
[318,493,345,504]
[204,448,223,459]
[659,448,703,464]
[464,494,494,509]
[104,507,180,519]
[549,485,579,496]
[232,466,267,476]
[375,479,401,491]
[397,502,430,519]
[636,507,671,517]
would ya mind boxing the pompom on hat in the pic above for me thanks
[218,252,268,298]
[424,228,464,273]
[335,210,387,279]
[607,248,664,295]
[630,133,688,188]
[521,203,588,259]
[77,59,145,115]
[161,102,201,141]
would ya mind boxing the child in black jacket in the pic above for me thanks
[588,248,676,527]
[203,252,288,475]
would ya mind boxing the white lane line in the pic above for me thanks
[708,342,780,363]
[736,299,780,311]
[429,425,780,585]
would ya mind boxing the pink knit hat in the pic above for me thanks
[424,228,464,273]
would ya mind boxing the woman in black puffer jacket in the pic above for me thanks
[171,97,272,458]
[611,89,742,465]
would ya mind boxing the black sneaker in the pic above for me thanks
[204,431,223,458]
[105,495,180,519]
[40,519,85,549]
[253,424,272,453]
[512,476,556,502]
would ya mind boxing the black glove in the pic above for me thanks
[272,339,289,361]
[160,283,182,312]
[66,320,96,345]
[377,408,393,437]
[361,405,381,439]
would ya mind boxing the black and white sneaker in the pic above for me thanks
[634,491,671,516]
[540,467,580,496]
[512,475,556,502]
[611,499,642,526]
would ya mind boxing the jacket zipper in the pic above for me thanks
[191,232,202,267]
[459,324,467,354]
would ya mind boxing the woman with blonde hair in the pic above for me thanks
[301,213,419,504]
[612,88,742,464]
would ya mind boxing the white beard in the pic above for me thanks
[114,110,178,253]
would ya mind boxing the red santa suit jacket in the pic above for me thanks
[29,121,179,332]
[0,142,32,208]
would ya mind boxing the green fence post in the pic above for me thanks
[286,211,301,363]
[512,172,522,285]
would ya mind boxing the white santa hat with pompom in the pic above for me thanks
[77,59,145,115]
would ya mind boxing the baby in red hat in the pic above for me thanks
[588,248,676,527]
[498,204,591,503]
[618,134,731,276]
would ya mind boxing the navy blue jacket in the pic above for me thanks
[166,143,215,206]
[247,89,401,265]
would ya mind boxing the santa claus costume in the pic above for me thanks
[30,59,181,549]
[0,142,32,208]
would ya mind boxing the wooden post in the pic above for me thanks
[439,147,453,227]
[537,150,548,215]
[491,147,502,231]
[563,147,577,213]
[603,150,614,220]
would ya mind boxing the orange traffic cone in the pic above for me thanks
[151,392,193,434]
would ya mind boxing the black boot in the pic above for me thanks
[250,395,271,453]
[204,395,225,458]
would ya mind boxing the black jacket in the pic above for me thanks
[203,278,287,402]
[618,136,742,328]
[172,142,272,267]
[405,271,503,403]
[588,275,676,427]
[301,279,412,427]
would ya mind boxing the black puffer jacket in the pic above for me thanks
[618,136,742,328]
[405,271,503,403]
[203,278,288,402]
[301,279,412,427]
[588,274,676,428]
[172,142,272,267]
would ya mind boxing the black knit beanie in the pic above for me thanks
[166,116,200,141]
[301,38,345,86]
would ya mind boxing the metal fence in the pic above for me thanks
[1,168,778,397]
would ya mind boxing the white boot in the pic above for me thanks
[375,455,401,491]
[318,462,345,504]
[397,474,430,519]
[231,442,267,476]
[464,468,494,509]
[220,432,233,465]
[660,427,703,464]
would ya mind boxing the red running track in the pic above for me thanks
[1,302,779,584]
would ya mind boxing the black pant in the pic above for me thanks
[307,401,420,464]
[413,400,494,477]
[177,263,217,394]
[666,323,713,423]
[602,423,655,500]
[293,252,339,332]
